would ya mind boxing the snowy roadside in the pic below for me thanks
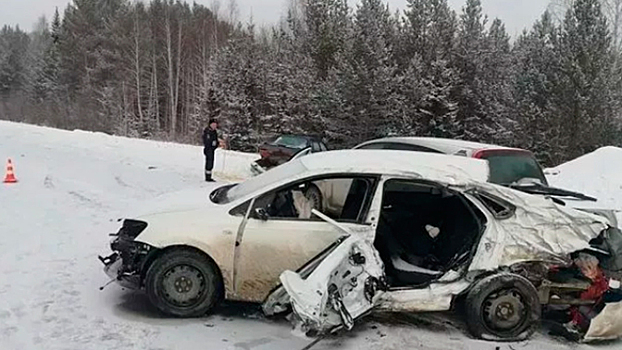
[546,146,622,225]
[0,120,619,350]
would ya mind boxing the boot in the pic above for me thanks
[205,171,215,182]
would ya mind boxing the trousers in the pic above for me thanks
[205,150,215,180]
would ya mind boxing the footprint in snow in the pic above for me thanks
[44,175,54,189]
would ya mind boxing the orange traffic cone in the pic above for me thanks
[3,159,18,183]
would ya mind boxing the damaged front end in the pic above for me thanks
[99,219,154,290]
[512,227,622,342]
[275,219,622,342]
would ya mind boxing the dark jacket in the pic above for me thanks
[203,128,219,154]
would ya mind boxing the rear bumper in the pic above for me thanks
[100,253,141,290]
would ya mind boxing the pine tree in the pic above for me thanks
[43,8,62,93]
[339,0,398,144]
[455,0,489,140]
[402,0,460,138]
[402,0,457,68]
[0,25,30,95]
[302,0,351,79]
[26,16,53,103]
[513,12,564,165]
[480,18,514,144]
[557,0,618,160]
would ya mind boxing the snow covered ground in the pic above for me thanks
[0,120,620,350]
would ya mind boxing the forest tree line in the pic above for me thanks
[1,0,621,166]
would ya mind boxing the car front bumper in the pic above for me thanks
[100,253,141,290]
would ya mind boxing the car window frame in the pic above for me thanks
[356,142,443,153]
[382,143,444,153]
[230,173,380,225]
[355,142,389,150]
[466,189,515,220]
[377,177,489,279]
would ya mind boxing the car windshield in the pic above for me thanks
[273,135,309,149]
[223,159,308,203]
[481,153,548,185]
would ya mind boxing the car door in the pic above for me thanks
[278,220,385,333]
[232,175,379,302]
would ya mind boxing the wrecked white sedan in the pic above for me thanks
[100,150,622,342]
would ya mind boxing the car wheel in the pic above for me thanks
[305,185,323,212]
[145,248,223,317]
[464,273,540,341]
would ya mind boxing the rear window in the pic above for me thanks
[479,152,547,185]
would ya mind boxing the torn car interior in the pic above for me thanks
[374,180,484,287]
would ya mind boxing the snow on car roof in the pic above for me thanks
[299,149,490,185]
[358,137,518,154]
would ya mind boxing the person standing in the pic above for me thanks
[202,119,220,182]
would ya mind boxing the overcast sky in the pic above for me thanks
[2,0,550,37]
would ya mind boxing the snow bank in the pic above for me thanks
[1,120,258,183]
[546,147,622,210]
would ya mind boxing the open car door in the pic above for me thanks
[266,209,385,334]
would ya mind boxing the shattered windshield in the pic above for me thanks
[222,159,308,204]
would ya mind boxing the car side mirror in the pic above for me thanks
[255,207,269,221]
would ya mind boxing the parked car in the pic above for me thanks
[353,137,621,224]
[251,135,327,174]
[354,137,548,186]
[100,150,622,342]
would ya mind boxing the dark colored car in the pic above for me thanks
[254,135,328,171]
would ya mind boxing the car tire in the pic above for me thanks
[305,184,323,212]
[464,273,540,341]
[145,248,223,317]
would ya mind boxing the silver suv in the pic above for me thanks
[355,137,548,186]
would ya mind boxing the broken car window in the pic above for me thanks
[375,180,483,287]
[229,200,251,217]
[250,177,375,223]
[472,192,515,219]
[225,159,307,204]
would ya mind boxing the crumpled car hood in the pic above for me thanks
[469,183,611,271]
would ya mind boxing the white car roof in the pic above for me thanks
[356,137,519,155]
[299,149,490,185]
